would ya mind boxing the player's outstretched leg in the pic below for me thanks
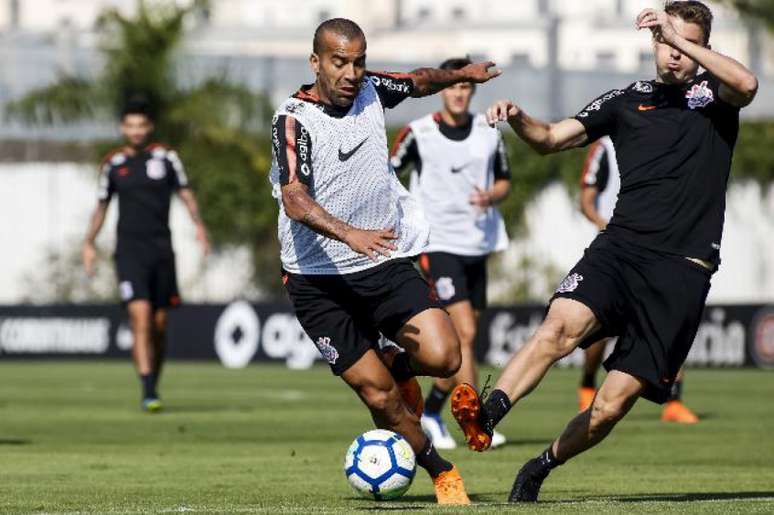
[343,349,470,505]
[451,298,599,451]
[509,370,644,502]
[127,300,162,412]
[578,339,606,412]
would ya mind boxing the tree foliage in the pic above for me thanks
[7,0,282,296]
[719,0,774,30]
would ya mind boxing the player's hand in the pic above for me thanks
[636,8,677,45]
[196,224,211,257]
[462,61,502,84]
[486,99,520,127]
[344,228,398,261]
[469,187,492,208]
[82,242,97,277]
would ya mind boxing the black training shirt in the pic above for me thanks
[98,143,189,240]
[575,72,740,264]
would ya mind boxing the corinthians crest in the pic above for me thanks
[315,336,339,365]
[556,273,584,293]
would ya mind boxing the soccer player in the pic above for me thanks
[578,137,699,424]
[82,101,209,413]
[391,56,511,450]
[270,19,499,504]
[449,2,757,502]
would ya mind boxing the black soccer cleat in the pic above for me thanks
[508,457,550,503]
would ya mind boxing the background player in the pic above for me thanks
[391,56,511,449]
[82,101,210,412]
[270,18,499,504]
[450,2,757,502]
[578,136,699,424]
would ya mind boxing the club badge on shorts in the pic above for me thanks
[556,273,583,294]
[315,336,339,365]
[435,277,456,301]
[146,158,167,180]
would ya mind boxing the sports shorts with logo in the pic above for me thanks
[418,252,488,310]
[284,258,440,375]
[114,237,181,309]
[551,233,712,403]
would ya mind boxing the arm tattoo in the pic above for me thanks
[301,208,351,242]
[410,67,463,97]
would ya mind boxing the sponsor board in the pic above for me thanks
[0,303,771,370]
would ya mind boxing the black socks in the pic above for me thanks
[140,373,158,399]
[481,388,512,434]
[537,446,565,471]
[581,371,596,389]
[424,385,450,415]
[389,352,415,383]
[667,380,683,402]
[416,438,454,478]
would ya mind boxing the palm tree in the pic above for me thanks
[7,0,283,298]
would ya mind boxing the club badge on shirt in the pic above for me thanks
[146,158,167,180]
[685,81,714,110]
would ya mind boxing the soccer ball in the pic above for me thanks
[344,429,416,500]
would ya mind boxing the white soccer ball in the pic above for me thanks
[344,429,416,500]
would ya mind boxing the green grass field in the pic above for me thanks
[0,362,772,514]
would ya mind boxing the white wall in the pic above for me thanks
[0,163,254,304]
[0,162,771,304]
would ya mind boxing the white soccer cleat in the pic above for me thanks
[421,413,458,450]
[490,429,507,449]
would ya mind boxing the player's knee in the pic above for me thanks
[456,323,476,348]
[360,384,401,416]
[590,397,628,429]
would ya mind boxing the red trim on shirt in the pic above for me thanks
[390,125,412,157]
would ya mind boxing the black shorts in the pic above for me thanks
[284,258,440,375]
[418,252,488,310]
[551,233,712,404]
[114,237,180,309]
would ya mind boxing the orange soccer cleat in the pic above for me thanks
[433,465,471,505]
[661,400,699,424]
[450,383,492,452]
[577,387,596,412]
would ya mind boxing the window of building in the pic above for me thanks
[451,7,466,20]
[417,7,432,21]
[318,9,331,23]
[638,50,653,69]
[510,53,531,67]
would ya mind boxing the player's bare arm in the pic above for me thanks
[410,61,501,98]
[281,182,397,261]
[177,188,210,256]
[579,187,607,230]
[637,8,758,107]
[469,179,511,208]
[487,100,588,154]
[82,201,108,276]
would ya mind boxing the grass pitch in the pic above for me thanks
[0,362,772,514]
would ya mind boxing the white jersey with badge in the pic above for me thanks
[269,79,429,275]
[406,113,508,255]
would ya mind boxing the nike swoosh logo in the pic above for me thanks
[451,163,471,174]
[638,104,657,111]
[338,137,369,161]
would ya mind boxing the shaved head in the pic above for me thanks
[313,18,366,54]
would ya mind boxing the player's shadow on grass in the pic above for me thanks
[0,438,31,445]
[586,491,774,503]
[488,437,552,449]
[354,493,493,509]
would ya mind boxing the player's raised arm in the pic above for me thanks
[409,61,501,98]
[487,100,589,155]
[636,8,758,107]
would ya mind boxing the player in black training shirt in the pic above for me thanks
[448,2,758,502]
[82,103,210,412]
